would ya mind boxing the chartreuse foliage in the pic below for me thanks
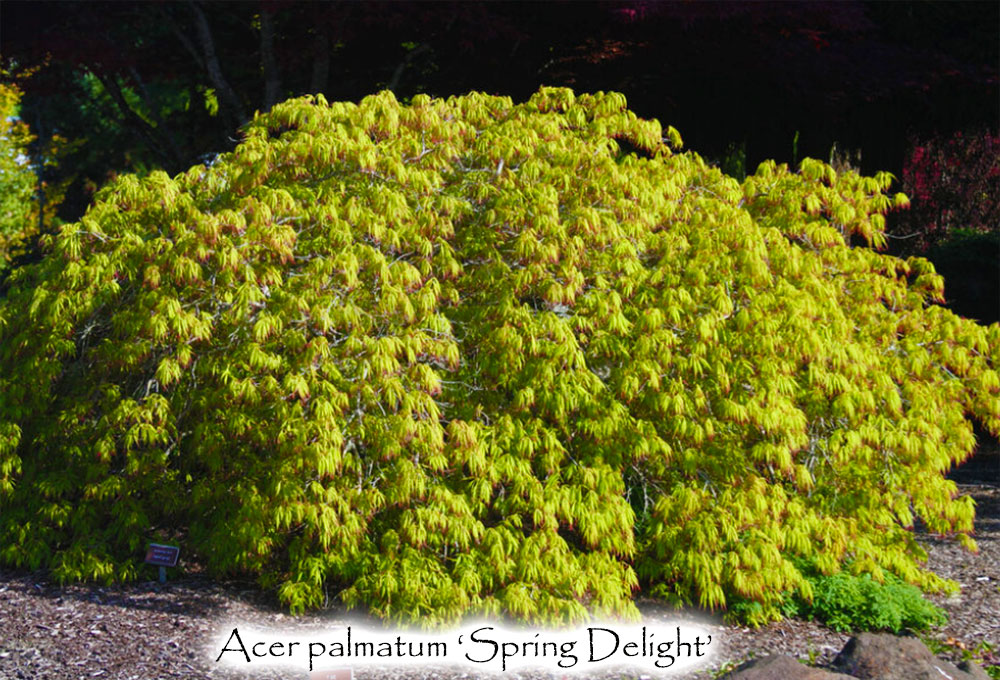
[1,88,998,627]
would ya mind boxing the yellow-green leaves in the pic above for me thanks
[0,88,996,628]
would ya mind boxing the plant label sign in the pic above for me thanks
[145,543,180,583]
[145,543,180,567]
[310,670,352,680]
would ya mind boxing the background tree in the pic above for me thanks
[1,1,995,227]
[0,81,36,269]
[0,75,67,274]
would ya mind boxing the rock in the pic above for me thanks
[720,635,993,680]
[832,633,990,680]
[957,660,993,680]
[720,654,854,679]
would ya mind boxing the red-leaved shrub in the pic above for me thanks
[893,129,1000,253]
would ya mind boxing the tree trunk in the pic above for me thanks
[189,1,248,129]
[387,42,430,95]
[310,29,330,95]
[260,5,281,111]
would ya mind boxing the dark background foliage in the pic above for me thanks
[2,0,997,319]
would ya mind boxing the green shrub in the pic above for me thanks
[1,88,998,627]
[793,557,948,633]
[730,559,948,632]
[0,77,69,275]
[804,570,947,633]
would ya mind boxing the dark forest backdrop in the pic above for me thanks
[2,0,998,319]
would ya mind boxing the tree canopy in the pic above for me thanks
[1,89,997,627]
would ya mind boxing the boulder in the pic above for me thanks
[721,654,853,679]
[831,633,991,680]
[720,634,992,680]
